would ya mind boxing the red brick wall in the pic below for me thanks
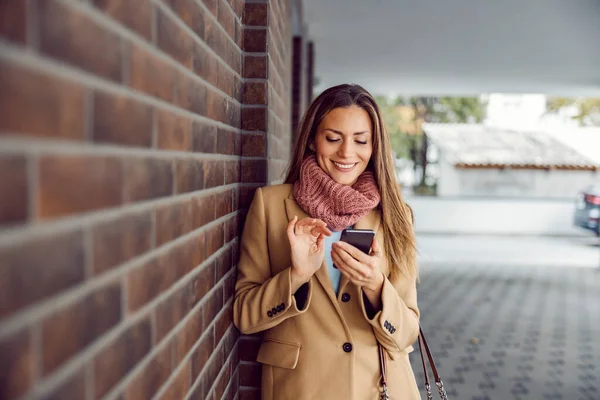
[0,0,309,399]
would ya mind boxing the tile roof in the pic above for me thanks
[423,123,600,170]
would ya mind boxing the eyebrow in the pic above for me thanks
[325,129,369,136]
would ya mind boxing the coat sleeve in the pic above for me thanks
[233,187,314,335]
[358,204,420,360]
[359,273,420,360]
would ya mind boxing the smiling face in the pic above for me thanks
[312,106,374,186]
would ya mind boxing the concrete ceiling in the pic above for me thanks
[303,0,600,96]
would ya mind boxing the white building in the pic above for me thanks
[424,123,599,199]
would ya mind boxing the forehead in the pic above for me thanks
[319,106,372,134]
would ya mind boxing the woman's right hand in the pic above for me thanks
[286,216,332,290]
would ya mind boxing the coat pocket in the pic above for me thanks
[256,339,301,369]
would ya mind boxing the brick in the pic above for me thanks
[157,361,191,400]
[0,0,27,44]
[241,159,267,183]
[123,158,173,203]
[157,10,193,70]
[129,44,175,102]
[235,19,243,49]
[192,194,215,228]
[225,160,241,185]
[243,82,267,105]
[215,190,233,220]
[190,262,215,307]
[243,55,267,79]
[216,247,232,283]
[123,343,173,400]
[200,354,222,398]
[174,307,203,365]
[188,79,208,116]
[175,159,204,194]
[216,69,234,98]
[241,133,266,157]
[241,107,266,131]
[191,329,214,380]
[202,0,217,17]
[0,230,85,319]
[193,45,218,85]
[126,244,192,311]
[38,155,122,219]
[229,0,244,19]
[191,121,217,153]
[93,318,152,398]
[0,155,28,225]
[155,285,191,343]
[202,285,223,331]
[38,0,122,81]
[92,211,153,276]
[216,129,234,155]
[206,90,226,124]
[167,0,205,39]
[239,363,261,387]
[243,28,267,52]
[0,61,86,140]
[214,356,232,400]
[192,231,207,267]
[204,160,225,189]
[243,3,267,26]
[214,302,233,345]
[45,371,86,400]
[156,200,194,246]
[93,91,153,147]
[218,0,235,39]
[156,110,192,151]
[42,283,122,375]
[0,329,32,399]
[93,0,153,40]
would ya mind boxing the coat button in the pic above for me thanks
[341,293,351,302]
[277,304,284,311]
[343,342,353,353]
[267,310,273,318]
[271,307,277,315]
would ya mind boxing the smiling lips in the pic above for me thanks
[332,161,358,171]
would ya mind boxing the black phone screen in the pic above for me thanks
[339,229,375,255]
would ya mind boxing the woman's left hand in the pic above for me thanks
[331,238,384,293]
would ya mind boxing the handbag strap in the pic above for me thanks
[378,327,448,399]
[417,327,448,400]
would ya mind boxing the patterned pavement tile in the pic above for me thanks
[409,263,600,400]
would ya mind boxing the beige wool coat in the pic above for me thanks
[233,184,421,400]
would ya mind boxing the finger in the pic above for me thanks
[316,233,325,251]
[333,253,364,282]
[311,226,333,237]
[334,241,370,264]
[334,248,371,279]
[286,216,298,242]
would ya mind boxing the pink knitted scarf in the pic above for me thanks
[292,156,381,231]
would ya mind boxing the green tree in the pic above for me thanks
[546,97,600,126]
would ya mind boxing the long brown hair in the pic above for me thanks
[284,84,417,280]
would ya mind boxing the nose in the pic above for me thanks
[337,139,354,158]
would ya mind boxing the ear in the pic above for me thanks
[308,142,315,152]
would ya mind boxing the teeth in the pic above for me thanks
[333,162,356,169]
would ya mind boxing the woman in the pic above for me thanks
[233,84,420,399]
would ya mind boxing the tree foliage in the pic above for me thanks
[546,97,600,126]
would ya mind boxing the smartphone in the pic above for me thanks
[339,229,375,255]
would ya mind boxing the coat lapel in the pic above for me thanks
[284,192,382,304]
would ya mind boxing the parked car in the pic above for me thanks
[574,183,600,236]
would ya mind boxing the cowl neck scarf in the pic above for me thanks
[292,155,381,231]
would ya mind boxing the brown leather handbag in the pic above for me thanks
[378,327,448,400]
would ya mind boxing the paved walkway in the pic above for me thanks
[410,261,600,399]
